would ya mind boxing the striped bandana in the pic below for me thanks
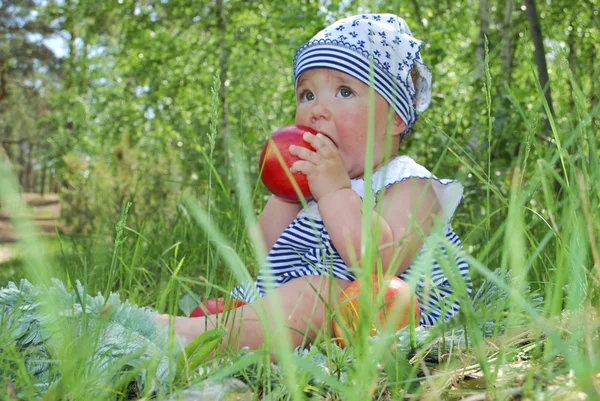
[293,14,432,136]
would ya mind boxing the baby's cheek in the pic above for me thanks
[294,107,310,124]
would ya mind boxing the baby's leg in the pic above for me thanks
[157,276,350,358]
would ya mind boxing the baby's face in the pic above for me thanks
[294,68,402,178]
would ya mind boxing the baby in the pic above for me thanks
[164,13,471,356]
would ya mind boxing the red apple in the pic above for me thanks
[190,297,246,317]
[259,125,317,201]
[332,275,420,348]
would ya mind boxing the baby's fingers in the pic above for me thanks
[305,132,337,156]
[290,160,315,174]
[314,133,336,148]
[289,144,318,163]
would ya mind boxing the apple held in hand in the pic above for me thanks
[259,125,317,201]
[332,275,420,348]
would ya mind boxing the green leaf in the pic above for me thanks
[179,294,198,317]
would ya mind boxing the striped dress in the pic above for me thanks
[232,156,472,326]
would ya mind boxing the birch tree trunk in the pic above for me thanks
[24,142,33,192]
[1,138,13,162]
[467,0,490,151]
[17,141,25,187]
[0,61,7,102]
[40,165,47,196]
[524,0,555,119]
[567,17,577,111]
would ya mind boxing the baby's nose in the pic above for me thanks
[310,100,331,122]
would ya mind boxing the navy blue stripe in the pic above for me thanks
[297,52,411,110]
[281,227,319,243]
[288,224,323,241]
[295,218,323,230]
[277,233,317,248]
[295,45,410,102]
[268,252,309,261]
[297,59,412,121]
[268,250,311,260]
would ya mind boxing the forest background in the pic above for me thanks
[1,0,600,399]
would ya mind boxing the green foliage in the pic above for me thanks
[0,278,174,398]
[59,133,183,234]
[0,279,231,399]
[175,327,226,385]
[1,0,600,399]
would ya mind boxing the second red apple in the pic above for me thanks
[332,275,420,348]
[259,125,317,201]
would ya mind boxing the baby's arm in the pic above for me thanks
[375,178,441,272]
[318,179,440,276]
[289,131,440,275]
[258,195,302,251]
[318,189,390,268]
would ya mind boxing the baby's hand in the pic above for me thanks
[289,132,351,201]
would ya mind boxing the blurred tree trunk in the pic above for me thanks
[499,0,515,97]
[467,0,490,151]
[32,170,37,194]
[524,0,555,121]
[17,141,25,187]
[25,143,33,192]
[40,165,47,196]
[0,62,7,102]
[1,139,13,161]
[566,16,576,111]
[216,0,230,165]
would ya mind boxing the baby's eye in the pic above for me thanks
[299,91,314,102]
[338,87,354,98]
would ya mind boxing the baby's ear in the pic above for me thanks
[392,114,406,137]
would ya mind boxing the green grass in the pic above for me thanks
[1,71,599,400]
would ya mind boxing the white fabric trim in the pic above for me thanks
[299,156,464,224]
[366,155,464,224]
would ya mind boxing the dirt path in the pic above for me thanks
[0,193,62,263]
[0,247,16,264]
